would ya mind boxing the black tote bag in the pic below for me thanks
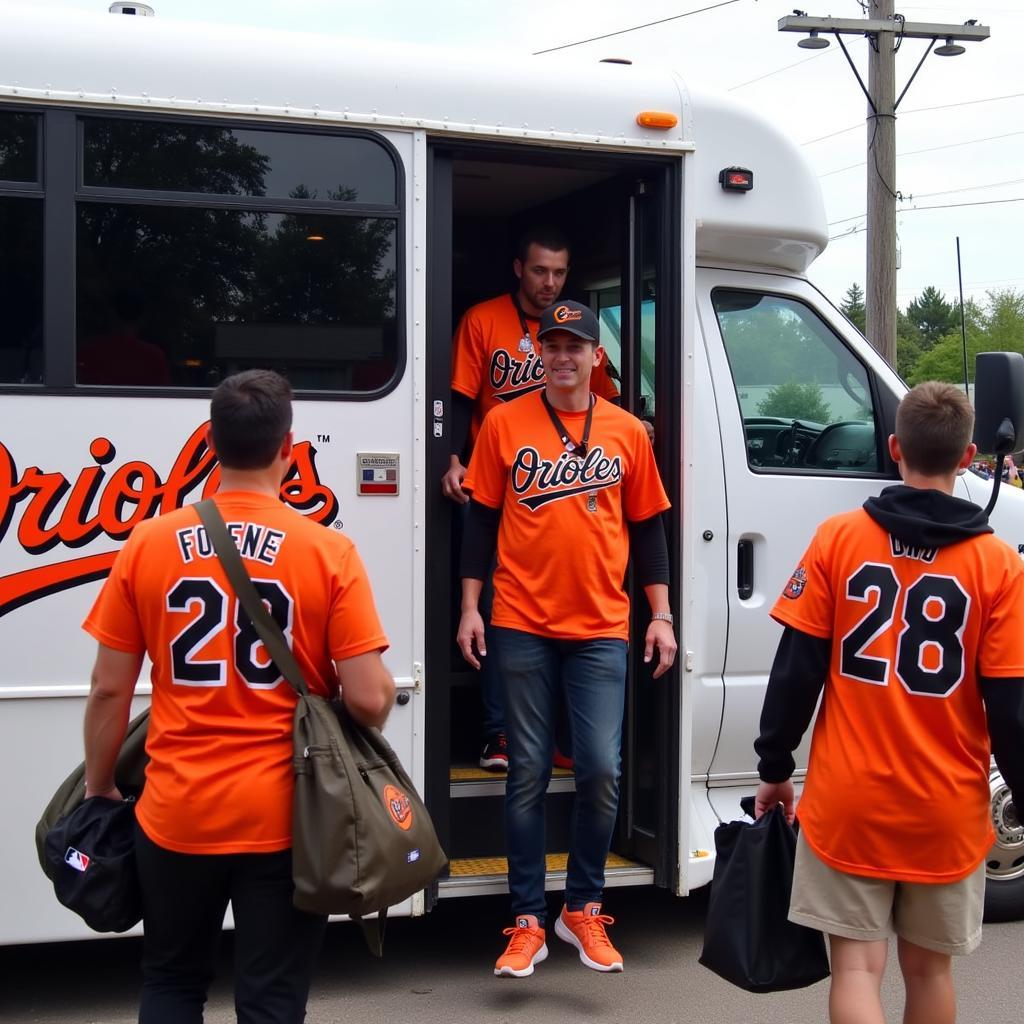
[699,805,830,993]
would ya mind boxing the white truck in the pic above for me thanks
[0,5,1020,944]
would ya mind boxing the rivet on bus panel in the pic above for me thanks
[636,111,678,130]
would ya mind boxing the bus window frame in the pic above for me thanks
[0,105,407,402]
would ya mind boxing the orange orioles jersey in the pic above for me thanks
[83,491,388,855]
[464,391,669,640]
[451,293,620,446]
[773,506,1024,883]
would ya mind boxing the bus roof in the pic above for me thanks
[0,7,828,272]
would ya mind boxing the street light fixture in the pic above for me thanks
[798,30,830,50]
[935,38,967,56]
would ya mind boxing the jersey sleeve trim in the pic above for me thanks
[770,606,833,640]
[82,619,147,654]
[330,634,390,662]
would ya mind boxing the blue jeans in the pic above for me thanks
[492,627,628,924]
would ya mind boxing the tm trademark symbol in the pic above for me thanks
[317,433,331,443]
[333,520,344,530]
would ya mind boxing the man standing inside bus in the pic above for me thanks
[442,226,619,772]
[457,299,675,976]
[81,369,395,1023]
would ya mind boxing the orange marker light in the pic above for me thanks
[636,111,678,130]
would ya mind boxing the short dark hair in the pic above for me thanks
[895,381,974,476]
[210,369,293,470]
[516,225,571,263]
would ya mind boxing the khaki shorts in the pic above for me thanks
[788,832,985,956]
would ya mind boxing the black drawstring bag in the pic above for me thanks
[699,804,830,993]
[43,795,142,933]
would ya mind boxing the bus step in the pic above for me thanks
[449,764,575,798]
[438,852,653,898]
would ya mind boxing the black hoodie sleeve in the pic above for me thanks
[754,626,831,782]
[980,676,1024,807]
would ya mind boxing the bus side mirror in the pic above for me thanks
[973,352,1024,456]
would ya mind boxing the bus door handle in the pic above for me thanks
[737,539,754,600]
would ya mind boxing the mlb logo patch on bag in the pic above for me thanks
[64,847,91,872]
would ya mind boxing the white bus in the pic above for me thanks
[1,5,1021,944]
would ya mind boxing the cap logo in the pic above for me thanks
[553,304,584,324]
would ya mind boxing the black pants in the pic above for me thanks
[135,825,327,1024]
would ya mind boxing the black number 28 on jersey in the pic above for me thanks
[840,562,969,697]
[167,577,293,689]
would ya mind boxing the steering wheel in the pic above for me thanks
[777,420,807,466]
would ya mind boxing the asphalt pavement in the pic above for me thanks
[2,885,1020,1023]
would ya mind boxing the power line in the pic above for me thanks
[819,129,1024,178]
[533,1,743,55]
[802,91,1024,146]
[728,49,835,91]
[829,195,1024,227]
[907,177,1024,202]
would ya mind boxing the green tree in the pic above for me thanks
[840,283,866,333]
[906,286,956,350]
[757,381,831,423]
[907,292,1024,385]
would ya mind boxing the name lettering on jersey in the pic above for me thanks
[177,523,286,566]
[889,536,938,563]
[511,445,622,510]
[489,348,546,401]
[0,423,338,616]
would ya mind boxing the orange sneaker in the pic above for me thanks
[554,903,623,972]
[494,915,548,977]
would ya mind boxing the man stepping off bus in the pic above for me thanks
[457,298,676,976]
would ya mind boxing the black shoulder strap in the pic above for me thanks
[195,498,309,698]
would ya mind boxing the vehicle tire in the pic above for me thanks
[983,772,1024,923]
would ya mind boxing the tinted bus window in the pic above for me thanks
[82,120,397,205]
[0,198,43,383]
[0,112,39,183]
[76,205,397,390]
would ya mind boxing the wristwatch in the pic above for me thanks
[651,611,674,624]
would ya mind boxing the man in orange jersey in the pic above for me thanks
[457,298,676,977]
[443,227,620,771]
[754,381,1024,1024]
[82,369,395,1024]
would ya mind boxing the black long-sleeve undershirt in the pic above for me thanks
[754,626,830,783]
[981,677,1024,809]
[450,391,474,462]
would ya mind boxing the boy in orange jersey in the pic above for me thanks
[442,227,619,770]
[457,299,676,977]
[755,381,1024,1024]
[82,370,395,1024]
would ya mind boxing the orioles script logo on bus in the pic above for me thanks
[0,423,338,617]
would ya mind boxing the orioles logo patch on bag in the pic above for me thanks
[383,784,414,831]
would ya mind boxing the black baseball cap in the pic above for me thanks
[537,300,600,343]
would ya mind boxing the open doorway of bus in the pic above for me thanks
[425,143,682,900]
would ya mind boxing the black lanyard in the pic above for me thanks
[510,292,535,348]
[541,391,595,459]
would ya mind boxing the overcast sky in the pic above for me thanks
[34,0,1024,311]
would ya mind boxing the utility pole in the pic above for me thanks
[779,11,989,367]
